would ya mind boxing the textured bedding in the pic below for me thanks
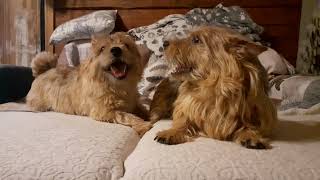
[270,75,320,111]
[122,115,320,180]
[1,106,320,180]
[0,112,140,180]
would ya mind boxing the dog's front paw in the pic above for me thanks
[133,122,153,137]
[154,129,188,145]
[238,137,270,149]
[234,129,271,149]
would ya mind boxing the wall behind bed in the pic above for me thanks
[0,0,40,66]
[45,0,302,66]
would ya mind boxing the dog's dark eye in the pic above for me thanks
[100,46,105,53]
[192,36,200,44]
[125,43,130,48]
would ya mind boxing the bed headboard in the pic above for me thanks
[45,0,302,65]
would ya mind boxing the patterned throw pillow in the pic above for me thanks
[128,14,192,56]
[129,14,192,102]
[138,54,168,97]
[50,10,117,44]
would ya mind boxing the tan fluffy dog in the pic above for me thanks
[151,26,277,149]
[27,32,152,136]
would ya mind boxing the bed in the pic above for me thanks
[2,0,320,180]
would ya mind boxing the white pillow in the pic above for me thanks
[50,10,117,44]
[57,41,91,67]
[258,47,295,75]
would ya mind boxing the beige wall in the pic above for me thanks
[0,0,40,66]
[296,0,318,73]
[298,0,316,45]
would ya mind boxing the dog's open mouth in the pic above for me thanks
[108,61,128,79]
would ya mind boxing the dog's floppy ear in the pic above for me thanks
[225,38,267,96]
[224,38,267,57]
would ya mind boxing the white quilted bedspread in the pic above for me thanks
[122,114,320,180]
[0,112,140,180]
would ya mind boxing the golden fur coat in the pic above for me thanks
[27,32,152,136]
[152,26,277,149]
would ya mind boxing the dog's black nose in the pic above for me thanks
[163,41,170,48]
[110,47,122,57]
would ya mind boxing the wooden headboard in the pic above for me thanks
[45,0,302,65]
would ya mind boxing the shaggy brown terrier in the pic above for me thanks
[152,26,278,149]
[27,32,152,136]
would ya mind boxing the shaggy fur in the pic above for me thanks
[152,26,278,149]
[27,32,152,136]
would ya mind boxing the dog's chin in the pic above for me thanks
[105,60,129,80]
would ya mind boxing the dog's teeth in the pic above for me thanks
[168,68,175,75]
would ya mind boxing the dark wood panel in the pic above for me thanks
[269,39,298,66]
[45,0,54,52]
[246,8,300,25]
[263,25,299,39]
[55,9,93,26]
[55,9,190,31]
[55,7,300,29]
[262,23,300,65]
[0,1,4,64]
[56,0,301,9]
[117,9,191,30]
[0,0,40,66]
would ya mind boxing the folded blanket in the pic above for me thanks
[186,4,264,42]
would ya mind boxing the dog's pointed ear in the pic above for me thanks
[224,38,267,57]
[91,33,109,56]
[91,34,99,45]
[90,34,100,56]
[91,33,108,46]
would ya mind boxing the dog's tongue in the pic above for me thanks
[110,62,127,79]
